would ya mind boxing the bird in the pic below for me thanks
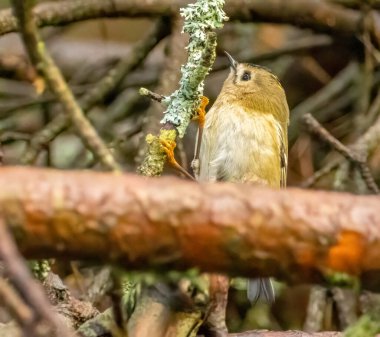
[197,52,289,328]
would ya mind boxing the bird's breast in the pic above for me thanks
[204,105,282,186]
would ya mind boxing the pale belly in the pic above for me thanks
[200,107,282,187]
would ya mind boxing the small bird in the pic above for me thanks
[198,52,289,314]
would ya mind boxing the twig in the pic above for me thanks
[301,85,380,188]
[0,218,75,337]
[213,35,333,72]
[289,62,358,143]
[301,159,340,188]
[139,87,164,103]
[0,278,35,331]
[302,113,379,193]
[21,18,169,166]
[12,0,121,172]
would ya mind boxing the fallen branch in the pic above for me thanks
[0,167,378,286]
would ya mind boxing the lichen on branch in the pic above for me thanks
[160,0,228,137]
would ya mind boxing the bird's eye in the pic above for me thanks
[241,71,251,81]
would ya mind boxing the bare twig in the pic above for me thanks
[0,278,35,331]
[301,159,340,188]
[213,35,333,72]
[139,87,164,103]
[12,0,121,171]
[0,218,75,337]
[302,113,379,193]
[22,18,168,165]
[301,86,380,188]
[290,62,358,143]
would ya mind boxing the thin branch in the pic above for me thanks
[0,217,75,337]
[301,159,340,188]
[22,18,168,165]
[213,35,333,72]
[12,0,121,171]
[302,113,363,162]
[290,62,358,143]
[0,278,35,331]
[139,87,164,103]
[301,85,380,188]
[302,113,379,193]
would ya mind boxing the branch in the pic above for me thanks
[11,0,121,171]
[21,17,169,165]
[0,167,378,286]
[0,217,75,337]
[302,113,379,193]
[290,62,358,144]
[0,0,379,43]
[0,278,35,334]
[137,0,227,177]
[139,87,165,103]
[301,78,380,188]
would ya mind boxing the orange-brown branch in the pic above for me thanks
[0,167,379,287]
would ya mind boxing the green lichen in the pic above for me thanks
[137,129,177,177]
[161,0,228,137]
[324,271,359,289]
[344,314,380,337]
[29,259,51,281]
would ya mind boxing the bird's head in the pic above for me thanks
[220,52,288,120]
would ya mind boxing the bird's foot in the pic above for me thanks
[192,95,209,127]
[160,139,195,180]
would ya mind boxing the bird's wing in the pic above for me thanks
[280,135,287,188]
[280,112,289,188]
[198,105,218,182]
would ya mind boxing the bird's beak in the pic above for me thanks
[224,51,238,72]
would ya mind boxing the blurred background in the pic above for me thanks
[0,0,378,334]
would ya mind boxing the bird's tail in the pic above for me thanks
[247,278,275,304]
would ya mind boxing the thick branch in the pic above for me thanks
[0,167,379,287]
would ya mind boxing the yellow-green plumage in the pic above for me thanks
[198,58,289,303]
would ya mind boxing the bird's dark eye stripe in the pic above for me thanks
[241,71,251,81]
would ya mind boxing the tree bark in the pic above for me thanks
[0,167,378,287]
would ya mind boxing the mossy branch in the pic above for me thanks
[138,0,227,177]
